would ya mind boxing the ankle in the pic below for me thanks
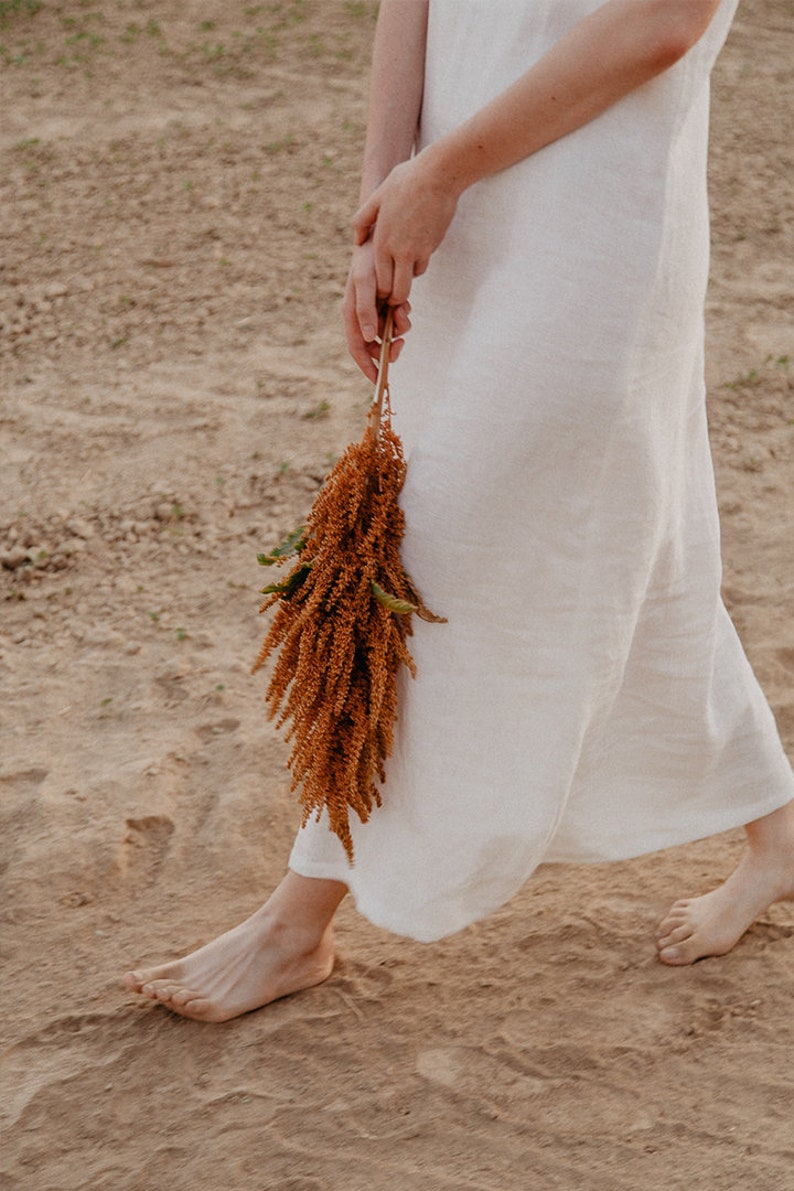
[251,904,332,955]
[737,841,794,906]
[744,801,794,859]
[745,829,794,867]
[252,872,345,948]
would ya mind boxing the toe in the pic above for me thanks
[658,945,687,966]
[144,980,183,1003]
[162,993,223,1023]
[170,986,200,1008]
[657,922,694,949]
[655,906,689,936]
[125,965,174,992]
[178,997,217,1022]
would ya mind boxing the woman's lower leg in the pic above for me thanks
[122,871,347,1023]
[655,798,794,965]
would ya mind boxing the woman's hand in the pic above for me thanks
[343,239,412,383]
[344,153,460,380]
[354,153,460,308]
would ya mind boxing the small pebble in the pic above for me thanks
[1,548,28,570]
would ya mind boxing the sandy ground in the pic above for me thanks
[1,2,793,1188]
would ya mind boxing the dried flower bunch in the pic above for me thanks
[252,312,444,861]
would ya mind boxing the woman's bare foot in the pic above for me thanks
[655,801,794,966]
[122,872,346,1022]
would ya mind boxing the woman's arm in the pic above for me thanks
[401,0,721,202]
[359,0,429,201]
[347,0,721,375]
[343,0,428,380]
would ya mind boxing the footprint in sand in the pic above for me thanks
[416,1045,550,1098]
[118,813,174,881]
[0,1013,129,1130]
[194,717,241,743]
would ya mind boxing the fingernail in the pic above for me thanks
[363,325,375,342]
[661,947,679,961]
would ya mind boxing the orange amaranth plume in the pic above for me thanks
[253,311,445,861]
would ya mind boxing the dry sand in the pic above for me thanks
[1,2,793,1188]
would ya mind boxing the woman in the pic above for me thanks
[124,0,794,1023]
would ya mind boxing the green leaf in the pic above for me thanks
[415,605,447,624]
[257,525,307,566]
[370,580,418,615]
[403,571,447,624]
[261,563,312,598]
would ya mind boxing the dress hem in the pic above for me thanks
[289,785,794,943]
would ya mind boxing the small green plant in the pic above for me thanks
[302,399,330,420]
[200,40,226,62]
[264,135,295,154]
[1,47,28,65]
[0,0,41,23]
[725,368,759,390]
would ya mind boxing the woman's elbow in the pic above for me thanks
[644,0,722,72]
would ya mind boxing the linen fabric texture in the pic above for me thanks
[289,0,794,942]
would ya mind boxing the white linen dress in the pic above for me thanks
[289,0,794,941]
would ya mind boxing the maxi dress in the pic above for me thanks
[289,0,794,942]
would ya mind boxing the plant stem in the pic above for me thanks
[371,306,394,435]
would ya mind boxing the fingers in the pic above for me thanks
[353,262,379,346]
[353,193,379,247]
[391,300,411,339]
[388,335,406,366]
[356,211,411,308]
[389,255,414,308]
[343,234,414,382]
[374,255,395,308]
[343,291,410,383]
[344,276,379,383]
